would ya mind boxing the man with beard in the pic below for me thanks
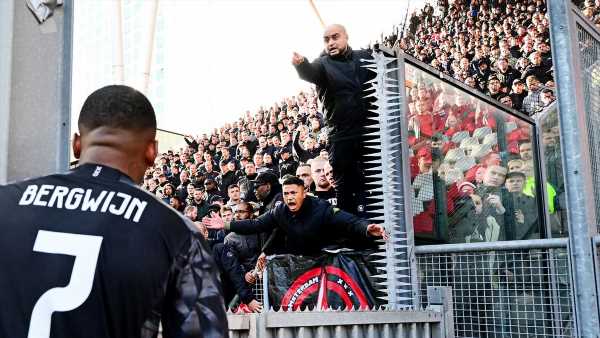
[212,201,263,312]
[310,158,337,206]
[188,184,210,218]
[485,77,504,101]
[238,162,259,202]
[292,24,375,216]
[203,176,387,255]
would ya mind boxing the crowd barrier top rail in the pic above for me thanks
[415,237,568,254]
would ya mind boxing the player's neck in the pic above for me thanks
[79,147,142,183]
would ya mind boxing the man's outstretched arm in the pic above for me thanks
[292,52,326,86]
[203,210,278,235]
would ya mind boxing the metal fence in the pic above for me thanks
[415,240,573,338]
[227,307,448,338]
[574,9,600,232]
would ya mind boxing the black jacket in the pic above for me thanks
[0,164,227,338]
[278,158,299,178]
[224,232,260,272]
[292,132,321,163]
[294,47,375,139]
[227,196,372,255]
[216,171,237,196]
[212,243,255,305]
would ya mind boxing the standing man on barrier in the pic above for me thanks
[203,176,387,255]
[292,24,374,215]
[0,85,228,338]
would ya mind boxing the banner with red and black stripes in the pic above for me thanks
[268,252,381,311]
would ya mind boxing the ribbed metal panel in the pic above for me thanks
[227,308,447,338]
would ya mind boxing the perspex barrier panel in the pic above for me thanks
[403,62,546,245]
[537,106,568,237]
[416,246,573,338]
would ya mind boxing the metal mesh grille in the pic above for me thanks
[417,248,574,338]
[254,277,264,305]
[576,21,600,232]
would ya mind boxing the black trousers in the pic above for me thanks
[328,137,364,215]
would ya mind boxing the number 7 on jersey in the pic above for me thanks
[28,230,103,338]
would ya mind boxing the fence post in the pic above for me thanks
[547,1,600,337]
[427,286,454,338]
[0,0,73,184]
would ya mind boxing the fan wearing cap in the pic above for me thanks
[252,171,283,214]
[203,176,387,255]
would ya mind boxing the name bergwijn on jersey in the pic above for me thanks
[18,184,147,223]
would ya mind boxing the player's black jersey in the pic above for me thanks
[0,163,228,338]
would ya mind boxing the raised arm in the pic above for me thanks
[292,52,326,86]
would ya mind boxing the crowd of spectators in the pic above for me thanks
[141,88,341,311]
[136,0,577,312]
[576,0,600,28]
[404,67,555,243]
[384,0,556,116]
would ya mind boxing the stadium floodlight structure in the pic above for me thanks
[361,49,419,309]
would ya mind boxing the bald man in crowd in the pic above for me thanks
[292,24,375,216]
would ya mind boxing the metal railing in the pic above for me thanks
[227,286,454,338]
[416,239,573,338]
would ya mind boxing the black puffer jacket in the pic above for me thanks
[294,47,375,139]
[224,232,260,272]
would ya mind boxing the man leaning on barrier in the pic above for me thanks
[203,176,387,256]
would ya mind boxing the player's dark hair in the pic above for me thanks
[79,85,156,132]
